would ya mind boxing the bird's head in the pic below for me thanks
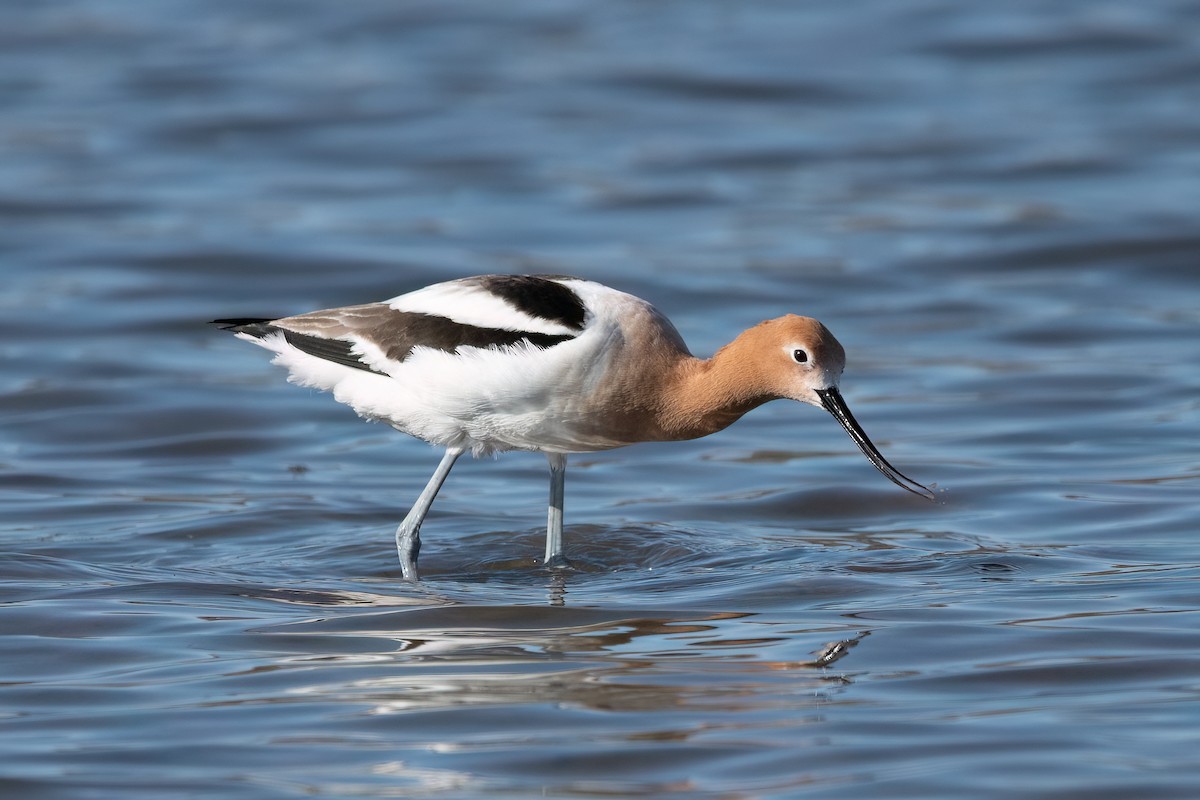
[748,315,934,501]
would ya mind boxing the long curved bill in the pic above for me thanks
[816,387,934,500]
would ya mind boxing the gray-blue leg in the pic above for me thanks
[544,452,569,569]
[396,447,463,581]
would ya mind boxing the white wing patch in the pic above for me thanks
[386,281,577,336]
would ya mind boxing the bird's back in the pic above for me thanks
[218,275,693,455]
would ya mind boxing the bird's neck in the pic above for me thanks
[653,346,775,441]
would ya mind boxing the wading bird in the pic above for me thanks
[214,274,932,579]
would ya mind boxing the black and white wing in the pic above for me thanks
[213,275,590,377]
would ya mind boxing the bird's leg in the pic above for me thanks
[395,447,463,581]
[544,452,570,569]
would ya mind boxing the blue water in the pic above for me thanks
[3,2,1199,797]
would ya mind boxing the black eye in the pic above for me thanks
[793,349,808,364]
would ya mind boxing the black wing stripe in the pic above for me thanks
[368,312,575,362]
[281,331,386,374]
[471,275,587,331]
[218,307,578,372]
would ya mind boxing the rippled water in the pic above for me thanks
[3,2,1200,798]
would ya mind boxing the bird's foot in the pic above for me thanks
[543,554,575,571]
[396,527,421,581]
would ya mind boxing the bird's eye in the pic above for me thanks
[793,349,808,364]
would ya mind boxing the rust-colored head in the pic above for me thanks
[722,315,933,500]
[731,315,847,407]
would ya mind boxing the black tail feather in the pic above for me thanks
[211,318,277,338]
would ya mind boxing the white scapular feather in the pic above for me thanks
[386,281,578,336]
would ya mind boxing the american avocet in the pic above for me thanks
[215,274,931,579]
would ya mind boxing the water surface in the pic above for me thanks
[2,2,1199,798]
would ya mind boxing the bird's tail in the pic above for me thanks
[210,318,277,338]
